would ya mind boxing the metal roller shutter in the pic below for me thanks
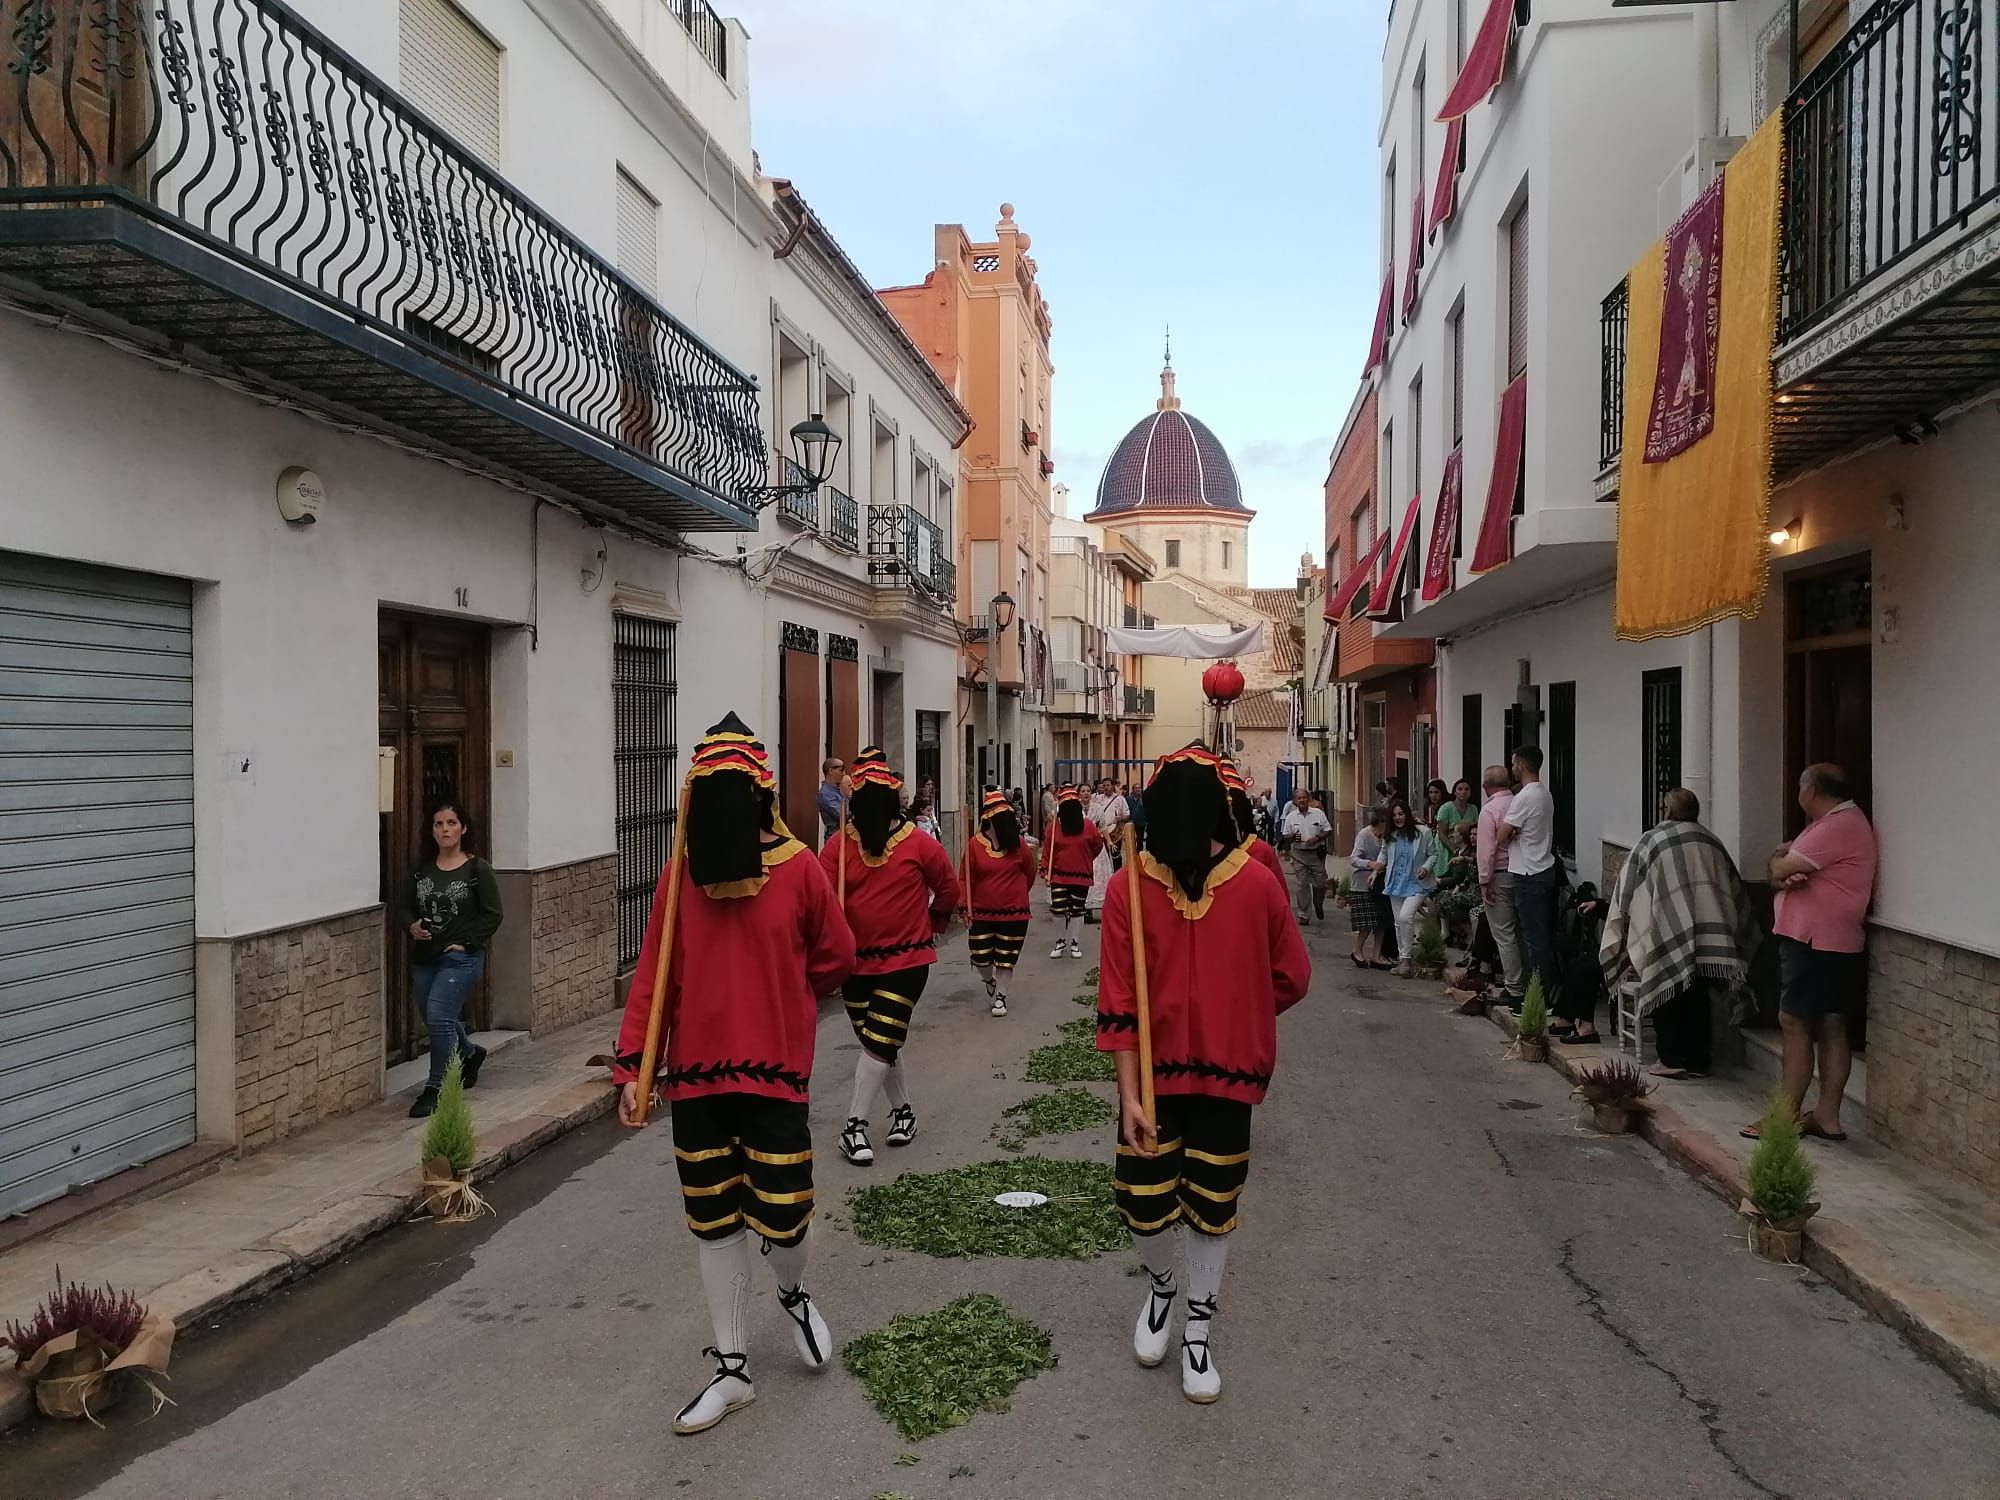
[399,0,503,167]
[0,553,196,1218]
[616,168,659,297]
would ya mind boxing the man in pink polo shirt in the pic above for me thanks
[1750,763,1877,1142]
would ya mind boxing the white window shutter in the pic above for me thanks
[616,168,659,296]
[399,0,502,167]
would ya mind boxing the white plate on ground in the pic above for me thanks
[993,1191,1049,1209]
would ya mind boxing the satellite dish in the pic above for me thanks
[1232,739,1246,754]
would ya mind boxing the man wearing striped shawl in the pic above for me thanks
[1599,789,1761,1077]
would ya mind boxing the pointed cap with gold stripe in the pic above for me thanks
[979,788,1012,823]
[1149,740,1226,786]
[688,711,775,789]
[1055,783,1084,806]
[848,744,902,793]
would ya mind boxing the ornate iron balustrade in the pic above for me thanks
[665,0,727,78]
[1600,275,1627,473]
[1782,0,1996,340]
[775,454,816,528]
[864,503,951,608]
[0,0,765,530]
[826,486,858,550]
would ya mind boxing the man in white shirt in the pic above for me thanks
[1494,744,1558,1002]
[1084,778,1130,922]
[1278,785,1333,923]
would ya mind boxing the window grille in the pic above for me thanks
[614,615,678,966]
[1641,668,1683,831]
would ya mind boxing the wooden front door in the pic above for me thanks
[1783,561,1873,839]
[379,615,492,1064]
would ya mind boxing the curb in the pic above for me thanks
[1476,1002,2000,1413]
[0,1080,615,1435]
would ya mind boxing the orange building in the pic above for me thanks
[881,204,1056,805]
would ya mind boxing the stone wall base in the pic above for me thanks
[1866,925,2000,1192]
[528,854,619,1035]
[231,908,384,1152]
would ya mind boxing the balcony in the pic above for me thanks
[1597,276,1627,498]
[865,504,953,610]
[826,486,858,550]
[0,0,764,534]
[1050,660,1101,719]
[666,0,729,78]
[1773,0,2000,478]
[774,455,817,529]
[1336,612,1434,683]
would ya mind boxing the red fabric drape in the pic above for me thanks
[1470,374,1529,573]
[1363,268,1394,374]
[1437,0,1516,121]
[1429,116,1466,237]
[1401,196,1425,319]
[1325,531,1388,619]
[1422,447,1465,601]
[1367,496,1424,618]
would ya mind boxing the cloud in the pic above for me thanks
[1234,436,1337,472]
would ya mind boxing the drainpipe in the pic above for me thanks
[1693,3,1720,143]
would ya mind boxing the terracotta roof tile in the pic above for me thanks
[1233,688,1292,730]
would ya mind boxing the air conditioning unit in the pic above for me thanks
[1657,136,1742,230]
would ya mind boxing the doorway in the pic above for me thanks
[1783,560,1872,839]
[379,614,492,1065]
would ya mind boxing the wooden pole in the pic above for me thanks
[1123,821,1155,1128]
[632,776,694,1126]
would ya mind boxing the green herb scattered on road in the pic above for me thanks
[1082,965,1100,986]
[843,1293,1057,1441]
[848,1157,1122,1260]
[1072,990,1097,1006]
[993,1087,1116,1151]
[1023,1031,1115,1084]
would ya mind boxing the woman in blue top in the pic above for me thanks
[1381,798,1435,977]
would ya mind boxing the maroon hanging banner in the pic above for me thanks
[1367,496,1424,619]
[1325,531,1389,619]
[1401,195,1425,319]
[1429,116,1466,238]
[1363,268,1394,375]
[1643,175,1725,463]
[1422,447,1464,601]
[1437,0,1515,121]
[1470,374,1528,573]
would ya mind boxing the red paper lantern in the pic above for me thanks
[1202,660,1245,706]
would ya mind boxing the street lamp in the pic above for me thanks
[1104,661,1121,723]
[739,412,843,510]
[985,592,1016,792]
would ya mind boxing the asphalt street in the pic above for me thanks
[7,915,1999,1500]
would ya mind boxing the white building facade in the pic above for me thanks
[0,0,958,1216]
[1363,0,2000,1188]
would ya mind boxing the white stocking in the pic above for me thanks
[849,1052,891,1124]
[882,1060,911,1113]
[1136,1224,1180,1287]
[697,1230,755,1357]
[975,962,996,988]
[763,1236,810,1293]
[1183,1230,1231,1347]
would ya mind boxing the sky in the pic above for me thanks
[725,0,1386,586]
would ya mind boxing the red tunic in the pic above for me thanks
[1042,822,1104,887]
[612,839,854,1101]
[1096,849,1311,1106]
[1242,835,1285,884]
[964,833,1039,921]
[820,822,961,974]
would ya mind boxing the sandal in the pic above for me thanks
[1800,1119,1848,1142]
[1647,1065,1701,1079]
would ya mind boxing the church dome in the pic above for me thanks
[1086,360,1246,521]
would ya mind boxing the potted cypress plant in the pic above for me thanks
[1408,910,1448,981]
[1331,873,1352,911]
[4,1274,174,1422]
[418,1051,490,1223]
[1510,975,1549,1062]
[1741,1095,1819,1263]
[1572,1056,1656,1134]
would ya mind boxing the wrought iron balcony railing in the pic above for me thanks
[1782,0,1997,340]
[1600,276,1628,474]
[826,486,858,550]
[865,503,952,608]
[774,455,816,529]
[0,0,765,532]
[666,0,728,79]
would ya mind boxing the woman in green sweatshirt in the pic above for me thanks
[397,803,504,1116]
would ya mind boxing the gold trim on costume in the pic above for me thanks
[1192,1214,1239,1235]
[848,821,914,867]
[687,1210,744,1233]
[1116,1138,1185,1157]
[743,1213,809,1242]
[1184,1146,1250,1166]
[1181,1179,1245,1204]
[675,1143,738,1163]
[1118,1178,1180,1197]
[1118,1206,1183,1233]
[740,1144,813,1166]
[681,1174,747,1197]
[750,1185,816,1205]
[699,836,807,899]
[1139,848,1251,920]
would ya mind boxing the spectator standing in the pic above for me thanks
[1278,784,1332,924]
[816,758,847,848]
[1495,746,1558,1003]
[1422,779,1449,830]
[397,803,503,1117]
[1476,766,1526,1004]
[1751,764,1877,1142]
[1084,778,1130,924]
[1600,788,1759,1077]
[1125,781,1148,850]
[1436,779,1480,847]
[1346,806,1393,969]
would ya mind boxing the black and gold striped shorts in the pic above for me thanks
[1049,884,1086,918]
[1113,1095,1253,1238]
[841,965,930,1064]
[967,919,1029,970]
[670,1092,814,1246]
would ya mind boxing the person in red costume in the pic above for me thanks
[963,787,1039,1017]
[1220,757,1286,885]
[610,712,855,1436]
[1097,742,1311,1406]
[820,745,959,1165]
[1041,784,1103,959]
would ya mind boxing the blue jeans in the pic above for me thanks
[411,950,484,1089]
[1512,867,1561,1003]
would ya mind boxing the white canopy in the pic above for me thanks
[1104,623,1264,659]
